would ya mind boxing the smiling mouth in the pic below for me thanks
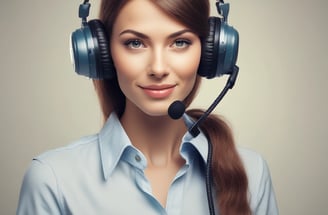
[140,85,176,99]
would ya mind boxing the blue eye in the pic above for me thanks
[124,39,144,49]
[173,39,191,48]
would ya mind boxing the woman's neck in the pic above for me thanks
[120,106,187,168]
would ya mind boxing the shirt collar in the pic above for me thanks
[98,112,209,181]
[98,113,132,181]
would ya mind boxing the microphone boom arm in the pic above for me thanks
[188,65,239,137]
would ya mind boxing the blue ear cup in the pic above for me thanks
[70,2,115,79]
[198,2,239,79]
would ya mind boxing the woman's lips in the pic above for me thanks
[141,84,176,99]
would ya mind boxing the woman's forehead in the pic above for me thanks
[112,0,189,35]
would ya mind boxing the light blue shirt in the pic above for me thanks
[17,113,278,214]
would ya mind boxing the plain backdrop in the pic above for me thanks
[1,0,327,214]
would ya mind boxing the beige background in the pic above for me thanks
[1,0,327,214]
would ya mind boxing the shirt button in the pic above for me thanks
[135,155,141,162]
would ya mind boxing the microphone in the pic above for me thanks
[168,100,186,120]
[168,65,239,137]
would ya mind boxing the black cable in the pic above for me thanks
[205,135,215,215]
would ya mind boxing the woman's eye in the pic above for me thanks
[173,39,191,48]
[124,39,144,49]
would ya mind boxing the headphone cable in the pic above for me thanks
[206,135,215,215]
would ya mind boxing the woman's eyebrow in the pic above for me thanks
[168,29,195,39]
[119,29,148,39]
[119,29,194,39]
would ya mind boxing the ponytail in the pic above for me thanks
[187,109,251,215]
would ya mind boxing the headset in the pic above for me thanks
[70,0,239,80]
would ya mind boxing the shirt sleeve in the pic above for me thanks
[17,159,63,215]
[253,156,279,215]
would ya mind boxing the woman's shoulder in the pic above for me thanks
[21,134,101,183]
[17,134,101,214]
[236,146,270,184]
[236,146,266,168]
[20,134,101,192]
[35,134,99,163]
[236,146,279,213]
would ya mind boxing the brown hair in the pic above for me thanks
[95,0,251,214]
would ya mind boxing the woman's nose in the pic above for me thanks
[148,49,169,79]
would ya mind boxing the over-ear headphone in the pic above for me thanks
[70,0,239,80]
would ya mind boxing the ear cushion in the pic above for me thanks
[88,20,115,79]
[198,17,221,79]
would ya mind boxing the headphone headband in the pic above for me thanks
[79,1,90,21]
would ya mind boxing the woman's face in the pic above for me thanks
[110,0,201,117]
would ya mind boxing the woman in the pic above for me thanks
[17,0,278,214]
